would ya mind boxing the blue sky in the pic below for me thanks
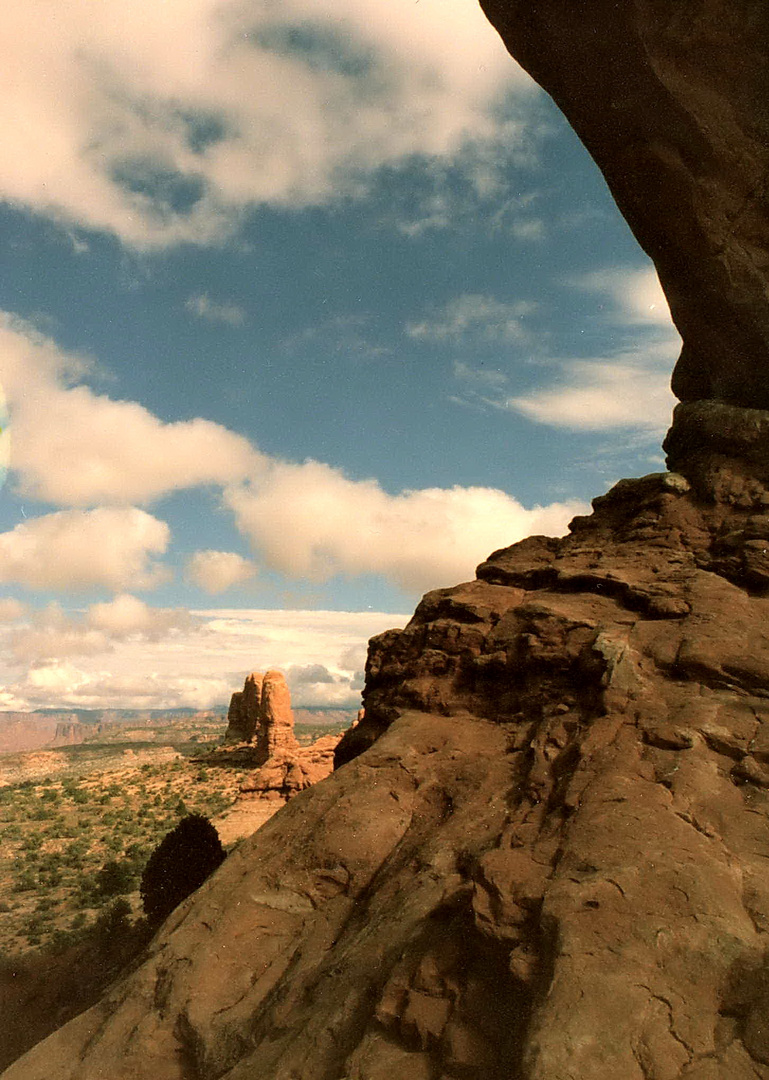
[0,0,678,712]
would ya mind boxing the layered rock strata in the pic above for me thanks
[480,0,769,411]
[9,460,769,1079]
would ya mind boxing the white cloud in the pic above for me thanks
[338,643,367,673]
[8,596,194,666]
[572,267,673,327]
[0,607,407,710]
[509,347,677,432]
[505,266,679,433]
[407,294,536,344]
[0,0,533,248]
[0,310,581,595]
[11,605,110,664]
[185,293,246,326]
[0,508,170,592]
[185,550,257,594]
[0,312,263,506]
[224,460,585,592]
[0,598,26,622]
[14,665,233,712]
[87,593,193,637]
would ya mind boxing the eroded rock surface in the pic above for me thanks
[255,669,299,764]
[9,463,769,1080]
[213,671,337,844]
[480,0,769,410]
[224,671,263,744]
[7,4,769,1078]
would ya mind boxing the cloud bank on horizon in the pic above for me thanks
[0,0,680,710]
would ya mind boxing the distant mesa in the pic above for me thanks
[50,720,85,748]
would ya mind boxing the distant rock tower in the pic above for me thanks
[224,669,299,764]
[224,671,263,743]
[255,669,299,765]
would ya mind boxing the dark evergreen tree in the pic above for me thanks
[140,814,226,927]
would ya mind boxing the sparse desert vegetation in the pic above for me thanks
[0,754,243,952]
[0,707,352,1070]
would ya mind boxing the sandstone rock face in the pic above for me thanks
[255,669,299,764]
[224,671,263,744]
[49,721,84,747]
[223,690,245,743]
[8,6,769,1079]
[9,468,769,1079]
[480,0,769,409]
[213,671,335,845]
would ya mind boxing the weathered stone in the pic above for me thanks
[255,670,299,764]
[10,471,769,1080]
[223,690,244,744]
[213,672,337,843]
[224,673,264,745]
[480,0,769,412]
[9,4,769,1079]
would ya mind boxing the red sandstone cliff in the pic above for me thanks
[5,2,769,1078]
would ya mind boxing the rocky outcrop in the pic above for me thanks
[480,0,769,411]
[9,464,769,1079]
[223,671,263,744]
[223,671,300,759]
[212,671,336,844]
[49,721,84,747]
[255,670,299,764]
[7,5,769,1080]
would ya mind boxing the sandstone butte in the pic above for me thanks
[6,2,769,1079]
[213,670,340,845]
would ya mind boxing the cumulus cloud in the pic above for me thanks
[407,294,536,344]
[185,550,257,594]
[0,310,578,596]
[338,643,368,673]
[0,312,263,505]
[13,665,232,712]
[11,604,111,664]
[286,663,337,685]
[224,460,585,592]
[0,0,532,248]
[0,508,170,592]
[185,293,246,326]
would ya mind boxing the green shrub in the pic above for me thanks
[94,859,136,898]
[140,814,225,928]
